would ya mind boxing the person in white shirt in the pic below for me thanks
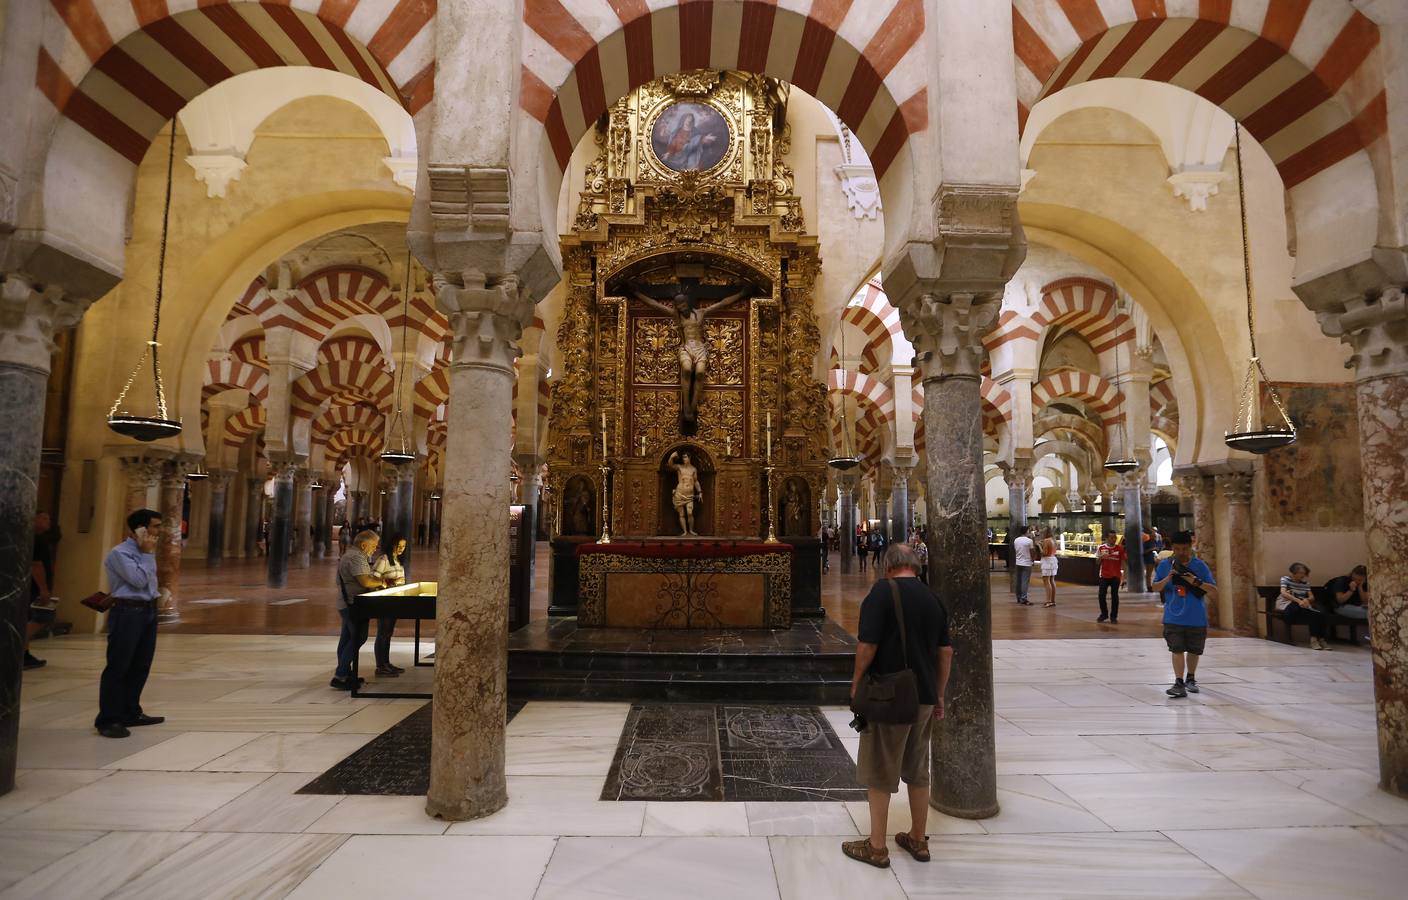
[371,534,408,677]
[1012,526,1036,606]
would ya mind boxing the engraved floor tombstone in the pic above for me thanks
[601,703,864,802]
[297,701,525,796]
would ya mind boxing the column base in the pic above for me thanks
[425,789,507,822]
[932,799,1000,820]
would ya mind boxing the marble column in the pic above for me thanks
[0,278,88,796]
[1215,471,1255,636]
[906,291,1001,819]
[244,476,263,558]
[891,470,910,544]
[1004,459,1031,594]
[121,458,164,516]
[206,470,231,568]
[311,481,327,560]
[878,492,892,541]
[155,461,188,622]
[1173,470,1217,627]
[291,469,312,569]
[393,464,416,580]
[1121,469,1147,592]
[266,462,294,588]
[426,275,533,821]
[838,477,855,575]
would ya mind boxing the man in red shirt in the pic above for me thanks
[1095,531,1126,623]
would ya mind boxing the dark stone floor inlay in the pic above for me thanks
[297,700,525,796]
[602,704,863,802]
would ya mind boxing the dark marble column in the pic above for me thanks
[291,469,312,569]
[891,470,910,544]
[206,471,230,567]
[905,291,1001,820]
[266,462,294,588]
[838,477,855,575]
[394,464,416,579]
[0,278,87,796]
[1120,470,1146,592]
[244,476,263,558]
[1004,460,1030,593]
[322,487,336,557]
[311,480,326,560]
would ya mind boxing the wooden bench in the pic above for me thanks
[1256,586,1368,645]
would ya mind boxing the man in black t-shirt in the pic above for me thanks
[1325,566,1370,624]
[842,543,952,869]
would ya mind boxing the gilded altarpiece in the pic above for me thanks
[548,71,829,539]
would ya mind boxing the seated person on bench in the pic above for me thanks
[1324,566,1370,621]
[1278,562,1330,651]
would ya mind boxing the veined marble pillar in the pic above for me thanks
[266,462,294,588]
[905,292,1002,819]
[1004,459,1031,594]
[291,470,312,569]
[206,470,231,568]
[244,476,263,558]
[155,461,188,622]
[891,470,910,544]
[0,278,88,796]
[122,458,163,516]
[1215,471,1254,635]
[393,464,416,580]
[1121,470,1147,592]
[878,492,892,542]
[838,477,855,575]
[1173,470,1217,627]
[426,275,533,821]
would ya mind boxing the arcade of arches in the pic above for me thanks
[1,2,1407,895]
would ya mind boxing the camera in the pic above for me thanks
[1170,560,1206,597]
[849,713,868,733]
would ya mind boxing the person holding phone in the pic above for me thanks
[94,509,165,738]
[1152,531,1218,698]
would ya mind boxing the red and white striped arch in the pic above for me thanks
[1012,1,1387,189]
[413,365,450,422]
[828,368,895,423]
[229,334,268,369]
[1150,376,1177,413]
[1031,370,1124,425]
[1032,277,1133,360]
[317,334,385,367]
[37,1,435,166]
[841,281,904,373]
[290,358,394,418]
[222,404,267,449]
[312,402,383,444]
[327,426,385,464]
[261,267,395,341]
[203,357,269,402]
[983,308,1042,355]
[522,0,928,182]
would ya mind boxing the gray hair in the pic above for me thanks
[354,530,380,547]
[882,543,922,573]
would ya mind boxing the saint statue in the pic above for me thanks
[629,279,754,434]
[667,450,703,536]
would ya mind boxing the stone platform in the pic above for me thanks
[507,617,856,704]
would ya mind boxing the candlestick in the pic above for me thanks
[639,435,646,457]
[725,434,732,457]
[601,410,607,431]
[601,423,607,457]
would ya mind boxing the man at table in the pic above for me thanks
[332,530,389,690]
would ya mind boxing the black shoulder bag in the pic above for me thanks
[850,579,921,724]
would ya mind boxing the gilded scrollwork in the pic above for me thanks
[630,316,744,387]
[695,389,745,452]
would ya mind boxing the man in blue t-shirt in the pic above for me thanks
[1153,530,1218,698]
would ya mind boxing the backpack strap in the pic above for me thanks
[887,578,908,669]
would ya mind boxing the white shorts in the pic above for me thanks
[1040,557,1059,577]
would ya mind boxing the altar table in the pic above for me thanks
[576,540,793,629]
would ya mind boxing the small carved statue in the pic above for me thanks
[667,450,703,536]
[782,480,805,536]
[629,279,754,434]
[566,480,595,536]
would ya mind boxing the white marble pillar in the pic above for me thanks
[156,460,189,622]
[1214,470,1255,636]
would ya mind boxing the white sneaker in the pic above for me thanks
[1311,637,1326,651]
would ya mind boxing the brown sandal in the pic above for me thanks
[841,838,890,868]
[895,831,931,862]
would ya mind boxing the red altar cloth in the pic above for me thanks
[577,541,792,560]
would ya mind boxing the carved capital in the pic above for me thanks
[1172,472,1211,502]
[1316,285,1408,382]
[1215,471,1253,504]
[835,163,881,220]
[0,275,90,372]
[120,457,166,491]
[437,273,534,375]
[899,291,1000,381]
[1003,459,1032,494]
[185,152,247,198]
[1166,169,1227,212]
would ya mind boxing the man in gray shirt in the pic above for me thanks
[332,530,388,689]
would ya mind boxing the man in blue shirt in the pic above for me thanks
[95,509,165,738]
[1153,530,1218,698]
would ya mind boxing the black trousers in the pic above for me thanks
[1098,577,1120,619]
[374,617,397,666]
[95,604,158,728]
[335,608,370,678]
[1281,604,1328,638]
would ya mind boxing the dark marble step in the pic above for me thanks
[508,648,855,675]
[508,668,852,704]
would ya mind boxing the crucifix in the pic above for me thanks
[628,277,755,434]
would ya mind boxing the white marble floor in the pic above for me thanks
[4,633,1406,899]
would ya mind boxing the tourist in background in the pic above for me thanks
[1278,562,1329,650]
[913,536,929,583]
[1095,530,1125,623]
[332,530,389,690]
[843,543,952,869]
[372,534,408,677]
[869,529,887,571]
[1154,531,1217,698]
[95,509,165,739]
[26,511,60,669]
[1039,526,1059,608]
[1325,565,1370,622]
[1012,525,1035,605]
[858,527,869,574]
[1142,528,1158,591]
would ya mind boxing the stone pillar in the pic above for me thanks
[311,480,327,560]
[206,470,231,567]
[1121,469,1147,592]
[1215,471,1254,635]
[0,278,88,795]
[394,464,416,579]
[291,469,312,569]
[891,469,910,544]
[1173,470,1217,627]
[878,491,892,541]
[1003,459,1030,593]
[426,275,533,822]
[266,461,294,588]
[838,476,855,575]
[324,486,337,556]
[155,461,188,622]
[244,476,263,558]
[121,457,164,516]
[902,291,1003,819]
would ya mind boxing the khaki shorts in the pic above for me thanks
[856,705,935,792]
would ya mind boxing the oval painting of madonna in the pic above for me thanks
[651,102,730,173]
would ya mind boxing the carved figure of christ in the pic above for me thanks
[629,279,752,432]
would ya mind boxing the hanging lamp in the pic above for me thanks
[186,461,209,481]
[828,323,861,471]
[1103,335,1140,473]
[381,251,418,465]
[108,122,183,442]
[1225,124,1296,454]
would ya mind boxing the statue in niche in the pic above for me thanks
[782,479,806,536]
[564,478,595,536]
[628,278,755,434]
[667,450,703,536]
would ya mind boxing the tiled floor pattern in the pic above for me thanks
[6,632,1405,898]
